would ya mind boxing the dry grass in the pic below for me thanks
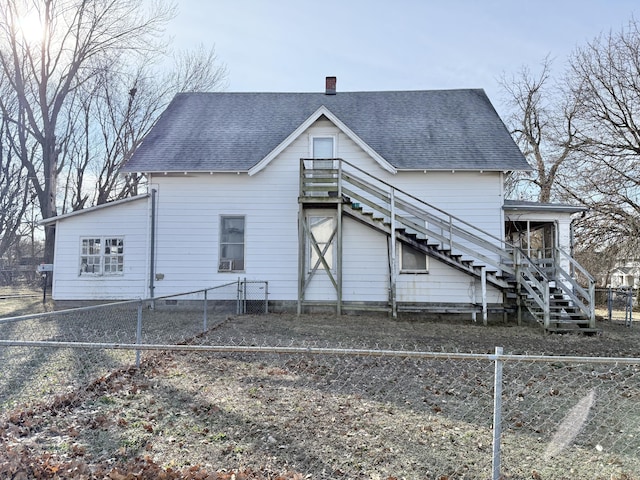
[1,292,640,479]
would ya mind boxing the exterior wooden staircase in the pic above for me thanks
[299,158,596,331]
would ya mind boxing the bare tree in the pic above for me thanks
[0,109,31,263]
[500,57,581,202]
[81,45,227,208]
[0,0,175,263]
[566,18,640,259]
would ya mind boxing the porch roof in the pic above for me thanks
[503,200,587,214]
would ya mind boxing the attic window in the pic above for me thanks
[313,137,334,158]
[311,136,336,171]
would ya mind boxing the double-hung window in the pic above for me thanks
[80,237,124,275]
[219,216,245,272]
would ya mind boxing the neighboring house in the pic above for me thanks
[610,262,640,288]
[41,78,595,330]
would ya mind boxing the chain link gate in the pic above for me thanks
[237,279,268,314]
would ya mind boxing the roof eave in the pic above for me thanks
[503,201,587,214]
[39,194,150,226]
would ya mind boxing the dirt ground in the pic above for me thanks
[207,309,640,357]
[1,295,640,479]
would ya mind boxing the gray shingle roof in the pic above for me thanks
[121,89,530,173]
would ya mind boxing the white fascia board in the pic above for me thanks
[248,105,397,176]
[38,194,150,226]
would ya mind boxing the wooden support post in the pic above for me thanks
[337,201,343,316]
[471,278,477,322]
[297,205,305,316]
[543,281,551,330]
[481,266,488,326]
[389,188,397,318]
[336,160,343,315]
[515,249,522,326]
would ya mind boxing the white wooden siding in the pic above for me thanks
[54,117,510,306]
[51,197,150,300]
[342,218,390,302]
[146,117,506,304]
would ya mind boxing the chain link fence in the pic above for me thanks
[1,293,639,479]
[596,287,636,325]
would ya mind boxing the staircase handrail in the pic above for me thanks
[301,158,593,328]
[301,158,517,273]
[338,158,513,248]
[515,249,551,327]
[554,247,596,327]
[555,247,596,285]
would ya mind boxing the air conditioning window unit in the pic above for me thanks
[219,259,233,271]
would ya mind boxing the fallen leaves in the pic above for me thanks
[0,447,308,480]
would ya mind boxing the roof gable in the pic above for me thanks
[122,89,530,174]
[248,105,396,176]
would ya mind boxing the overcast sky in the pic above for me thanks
[166,0,638,114]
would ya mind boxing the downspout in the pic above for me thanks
[149,188,157,302]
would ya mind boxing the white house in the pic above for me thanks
[42,78,595,329]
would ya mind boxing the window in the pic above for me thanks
[399,216,428,272]
[308,216,335,271]
[313,136,334,157]
[219,216,245,272]
[80,237,124,275]
[400,244,428,272]
[312,136,335,170]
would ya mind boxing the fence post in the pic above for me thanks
[136,300,143,368]
[243,278,247,314]
[608,287,612,322]
[203,289,208,332]
[236,278,241,314]
[492,346,504,480]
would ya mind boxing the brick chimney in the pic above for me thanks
[325,76,336,95]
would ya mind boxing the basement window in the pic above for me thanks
[79,237,124,276]
[400,243,428,273]
[219,216,245,272]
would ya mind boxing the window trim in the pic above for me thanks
[219,215,246,273]
[79,236,125,277]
